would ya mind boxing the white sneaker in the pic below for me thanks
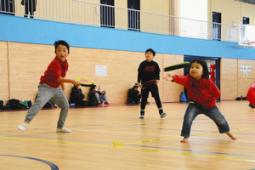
[17,122,29,131]
[56,127,72,133]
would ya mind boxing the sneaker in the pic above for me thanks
[139,115,144,119]
[56,127,72,133]
[17,122,29,131]
[160,112,167,119]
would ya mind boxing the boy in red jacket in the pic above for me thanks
[17,40,80,133]
[165,59,236,143]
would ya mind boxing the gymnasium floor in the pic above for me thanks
[0,101,254,170]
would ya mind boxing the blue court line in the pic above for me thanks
[0,154,59,170]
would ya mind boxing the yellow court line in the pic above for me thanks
[1,136,255,164]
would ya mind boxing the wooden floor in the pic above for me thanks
[0,101,255,170]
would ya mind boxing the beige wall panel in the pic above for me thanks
[237,59,255,97]
[0,42,9,100]
[221,58,238,100]
[162,54,184,102]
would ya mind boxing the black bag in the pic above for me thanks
[5,99,29,110]
[235,96,247,101]
[20,100,32,108]
[69,86,87,107]
[87,91,100,106]
[127,88,141,104]
[0,100,4,110]
[43,100,56,109]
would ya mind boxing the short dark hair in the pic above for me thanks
[189,59,209,79]
[145,48,156,56]
[54,40,70,53]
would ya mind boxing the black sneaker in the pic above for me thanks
[139,115,144,119]
[160,112,167,119]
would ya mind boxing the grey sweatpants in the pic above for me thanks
[25,83,69,128]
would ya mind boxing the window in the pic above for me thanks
[243,17,250,25]
[0,0,15,15]
[212,12,222,40]
[128,0,140,31]
[100,0,115,28]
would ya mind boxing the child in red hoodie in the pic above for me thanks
[247,81,255,108]
[164,60,236,143]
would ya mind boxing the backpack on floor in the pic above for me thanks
[0,100,4,111]
[21,100,32,108]
[88,91,100,106]
[69,86,87,107]
[43,100,57,109]
[5,99,30,110]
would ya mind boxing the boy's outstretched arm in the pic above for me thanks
[58,77,80,86]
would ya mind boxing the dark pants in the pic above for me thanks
[181,103,230,138]
[140,83,162,114]
[24,0,36,18]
